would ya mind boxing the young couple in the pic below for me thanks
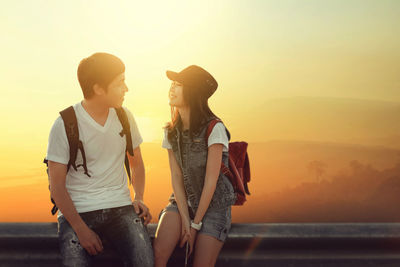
[46,52,235,267]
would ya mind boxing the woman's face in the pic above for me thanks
[169,81,186,108]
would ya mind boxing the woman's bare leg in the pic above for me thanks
[153,211,182,267]
[193,233,224,267]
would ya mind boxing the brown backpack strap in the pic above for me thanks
[59,106,92,177]
[115,107,134,184]
[115,107,134,155]
[48,106,91,216]
[77,141,91,177]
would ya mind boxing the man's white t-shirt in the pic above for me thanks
[46,102,142,217]
[162,122,229,151]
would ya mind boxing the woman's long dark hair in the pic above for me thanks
[166,83,218,142]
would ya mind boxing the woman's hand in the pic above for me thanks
[188,227,198,256]
[179,217,191,248]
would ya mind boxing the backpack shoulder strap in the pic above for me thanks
[206,119,222,140]
[115,107,134,156]
[49,106,90,216]
[115,107,134,184]
[59,106,79,172]
[206,119,234,180]
[206,119,231,141]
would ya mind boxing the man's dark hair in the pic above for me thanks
[77,52,125,99]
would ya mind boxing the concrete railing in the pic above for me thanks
[1,223,400,266]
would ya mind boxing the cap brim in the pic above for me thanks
[166,70,179,81]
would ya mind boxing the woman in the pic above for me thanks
[153,65,236,267]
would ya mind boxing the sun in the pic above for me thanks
[134,115,166,143]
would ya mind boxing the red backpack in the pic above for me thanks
[206,119,251,205]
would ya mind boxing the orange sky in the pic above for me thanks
[1,0,400,222]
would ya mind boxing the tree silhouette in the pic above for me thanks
[349,160,363,174]
[307,160,326,182]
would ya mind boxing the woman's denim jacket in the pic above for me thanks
[168,118,236,213]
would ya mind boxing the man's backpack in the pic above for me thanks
[206,119,251,205]
[43,106,134,215]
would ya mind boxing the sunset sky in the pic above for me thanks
[1,0,399,221]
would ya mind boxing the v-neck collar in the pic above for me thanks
[77,102,113,133]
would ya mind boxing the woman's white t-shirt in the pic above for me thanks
[162,122,229,152]
[46,102,142,217]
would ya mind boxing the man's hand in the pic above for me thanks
[132,199,152,225]
[75,225,103,255]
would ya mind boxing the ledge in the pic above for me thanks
[1,223,400,266]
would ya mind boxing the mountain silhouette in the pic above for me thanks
[231,97,400,149]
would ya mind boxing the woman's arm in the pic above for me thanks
[167,149,191,223]
[193,143,224,224]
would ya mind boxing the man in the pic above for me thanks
[46,52,154,266]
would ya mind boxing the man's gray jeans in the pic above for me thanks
[57,205,154,267]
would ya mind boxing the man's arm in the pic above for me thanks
[48,161,103,255]
[127,146,152,224]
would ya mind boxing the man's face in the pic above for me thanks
[105,72,128,108]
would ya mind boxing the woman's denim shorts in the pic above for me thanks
[159,200,231,242]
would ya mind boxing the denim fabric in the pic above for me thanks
[169,118,236,212]
[159,200,231,242]
[58,205,153,267]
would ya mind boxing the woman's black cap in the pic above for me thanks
[166,65,218,98]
